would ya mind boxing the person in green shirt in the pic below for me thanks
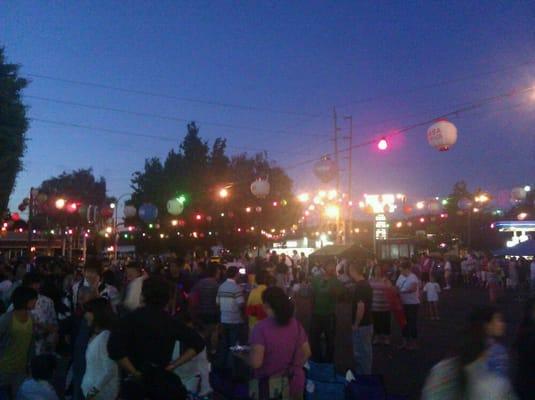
[0,286,38,399]
[310,260,341,362]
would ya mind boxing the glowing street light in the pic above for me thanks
[55,198,66,210]
[218,188,229,199]
[518,212,528,221]
[474,193,490,204]
[171,220,178,226]
[297,193,310,202]
[109,203,116,209]
[325,205,340,219]
[524,185,531,192]
[416,201,425,210]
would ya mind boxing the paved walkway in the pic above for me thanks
[372,287,523,399]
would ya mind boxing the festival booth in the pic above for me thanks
[308,243,373,265]
[493,239,535,258]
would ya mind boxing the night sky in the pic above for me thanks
[2,1,535,212]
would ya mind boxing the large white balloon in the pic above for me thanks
[251,179,270,199]
[427,119,458,151]
[123,205,137,218]
[167,199,184,215]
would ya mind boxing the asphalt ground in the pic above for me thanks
[372,286,524,399]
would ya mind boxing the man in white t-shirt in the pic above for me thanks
[396,261,420,350]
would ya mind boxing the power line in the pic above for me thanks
[26,117,329,157]
[25,73,327,119]
[24,94,326,138]
[337,59,535,108]
[282,85,535,171]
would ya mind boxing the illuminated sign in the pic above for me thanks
[375,213,388,241]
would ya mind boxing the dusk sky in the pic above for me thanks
[2,1,535,211]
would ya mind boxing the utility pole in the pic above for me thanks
[344,116,353,244]
[27,187,35,257]
[333,107,343,244]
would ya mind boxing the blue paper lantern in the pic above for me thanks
[138,203,158,223]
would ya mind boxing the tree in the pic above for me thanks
[37,168,113,228]
[0,47,29,212]
[130,122,299,252]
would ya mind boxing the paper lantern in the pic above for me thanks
[403,205,413,215]
[250,179,270,199]
[124,205,137,218]
[313,156,338,182]
[427,199,442,214]
[511,187,527,203]
[166,199,184,216]
[138,203,158,223]
[100,207,114,219]
[457,198,473,210]
[11,213,20,221]
[427,119,458,151]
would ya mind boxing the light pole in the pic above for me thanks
[344,115,353,244]
[112,193,131,261]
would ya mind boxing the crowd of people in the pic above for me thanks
[0,250,532,399]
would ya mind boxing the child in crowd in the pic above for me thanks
[423,274,441,320]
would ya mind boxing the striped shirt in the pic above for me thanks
[216,279,245,324]
[369,278,390,312]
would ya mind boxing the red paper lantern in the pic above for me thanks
[100,207,114,219]
[403,205,413,215]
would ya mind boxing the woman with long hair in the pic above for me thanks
[81,298,119,400]
[422,305,515,399]
[249,286,311,400]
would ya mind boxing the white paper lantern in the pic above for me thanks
[167,199,184,216]
[124,205,137,218]
[511,187,527,203]
[427,119,458,151]
[313,156,338,182]
[251,179,270,199]
[427,199,442,214]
